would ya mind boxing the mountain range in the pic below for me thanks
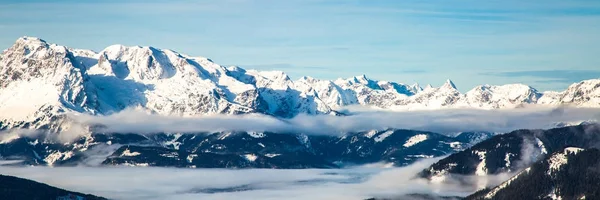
[0,128,491,168]
[1,36,600,199]
[1,37,600,131]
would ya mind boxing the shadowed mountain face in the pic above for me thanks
[0,174,106,200]
[418,123,600,182]
[0,129,487,169]
[465,148,600,200]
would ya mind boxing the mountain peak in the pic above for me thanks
[441,79,457,90]
[12,36,50,51]
[299,76,317,82]
[410,83,422,90]
[16,36,47,45]
[424,84,434,90]
[353,74,370,82]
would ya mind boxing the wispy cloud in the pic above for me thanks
[43,106,599,142]
[236,63,329,71]
[394,69,428,74]
[482,70,600,83]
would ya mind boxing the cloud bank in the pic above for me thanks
[70,106,600,136]
[0,158,515,200]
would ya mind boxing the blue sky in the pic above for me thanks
[1,0,600,92]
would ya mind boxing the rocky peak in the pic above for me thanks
[441,79,457,90]
[410,83,422,92]
[14,36,49,51]
[560,79,600,106]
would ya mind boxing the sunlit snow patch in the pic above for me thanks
[121,149,141,157]
[374,130,394,142]
[547,147,583,175]
[403,134,428,147]
[244,154,258,162]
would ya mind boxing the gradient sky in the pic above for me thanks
[1,0,600,92]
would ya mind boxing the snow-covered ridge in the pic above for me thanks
[2,36,600,129]
[403,134,428,147]
[547,147,583,175]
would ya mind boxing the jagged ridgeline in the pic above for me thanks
[1,37,600,131]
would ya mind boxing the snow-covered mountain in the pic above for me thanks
[418,123,600,183]
[2,37,600,130]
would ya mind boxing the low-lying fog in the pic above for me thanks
[0,159,513,200]
[1,106,595,199]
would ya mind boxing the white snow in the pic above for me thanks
[546,188,563,200]
[28,139,39,146]
[44,151,74,166]
[0,79,60,122]
[374,130,394,142]
[264,154,280,158]
[547,147,584,175]
[448,142,462,149]
[2,36,600,133]
[121,149,141,157]
[297,134,311,149]
[244,154,258,162]
[504,153,514,170]
[536,138,548,154]
[403,134,428,147]
[429,163,457,183]
[485,167,531,199]
[247,132,265,138]
[186,154,197,163]
[218,132,232,140]
[406,155,434,158]
[160,153,179,158]
[364,130,378,138]
[122,162,149,167]
[163,133,182,150]
[474,150,488,176]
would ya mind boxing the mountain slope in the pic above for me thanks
[0,129,484,168]
[2,37,600,130]
[418,123,600,182]
[465,148,600,200]
[0,174,106,200]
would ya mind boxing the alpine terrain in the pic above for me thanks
[419,123,600,182]
[1,37,600,131]
[465,147,600,200]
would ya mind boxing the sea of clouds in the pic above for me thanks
[0,158,515,200]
